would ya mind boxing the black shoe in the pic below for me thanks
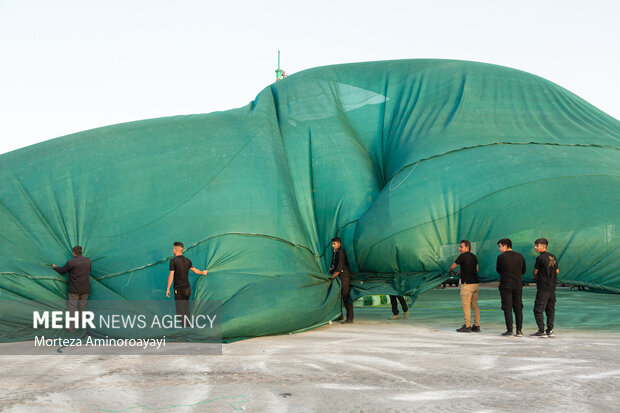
[471,325,481,333]
[341,319,353,324]
[456,324,472,333]
[501,330,514,336]
[515,330,523,337]
[334,315,344,321]
[546,329,555,338]
[530,330,547,338]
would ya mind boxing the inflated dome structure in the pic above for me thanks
[1,59,618,341]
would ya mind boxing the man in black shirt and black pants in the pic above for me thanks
[530,238,559,338]
[166,242,208,327]
[53,246,91,331]
[449,240,480,332]
[496,238,526,337]
[328,237,353,324]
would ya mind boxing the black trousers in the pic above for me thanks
[499,287,523,331]
[390,295,408,315]
[534,289,556,331]
[174,286,192,327]
[340,275,354,321]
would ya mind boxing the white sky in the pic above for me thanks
[1,0,618,155]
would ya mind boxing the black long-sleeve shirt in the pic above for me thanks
[329,248,351,277]
[496,250,526,289]
[54,255,91,294]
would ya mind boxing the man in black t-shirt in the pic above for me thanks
[53,245,91,331]
[328,237,353,324]
[530,238,560,338]
[449,240,480,333]
[166,242,208,327]
[496,238,526,337]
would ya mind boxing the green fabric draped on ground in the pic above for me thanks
[0,59,618,342]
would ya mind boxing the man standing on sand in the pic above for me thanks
[530,238,559,338]
[496,238,526,337]
[166,242,208,327]
[328,237,354,324]
[449,240,481,333]
[53,246,91,331]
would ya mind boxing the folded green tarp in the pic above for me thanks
[1,59,618,341]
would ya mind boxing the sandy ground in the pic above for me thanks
[1,289,619,412]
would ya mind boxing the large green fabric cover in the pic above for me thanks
[1,59,618,341]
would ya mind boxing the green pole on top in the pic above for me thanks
[275,50,283,81]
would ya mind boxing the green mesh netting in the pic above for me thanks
[1,59,618,341]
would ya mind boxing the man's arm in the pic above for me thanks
[328,262,336,278]
[166,271,174,298]
[331,258,340,279]
[53,261,71,274]
[533,268,538,280]
[451,254,464,274]
[191,267,208,276]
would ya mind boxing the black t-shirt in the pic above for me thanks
[54,255,91,294]
[170,255,192,289]
[455,251,479,284]
[535,251,558,291]
[496,250,526,289]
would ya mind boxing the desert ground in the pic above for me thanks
[1,287,619,412]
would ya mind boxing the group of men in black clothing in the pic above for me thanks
[53,242,209,329]
[327,237,411,324]
[450,237,559,337]
[55,237,558,336]
[329,236,560,338]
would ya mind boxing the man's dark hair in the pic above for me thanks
[173,242,184,248]
[72,246,83,256]
[497,238,512,248]
[535,238,549,246]
[460,240,471,250]
[331,237,341,243]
